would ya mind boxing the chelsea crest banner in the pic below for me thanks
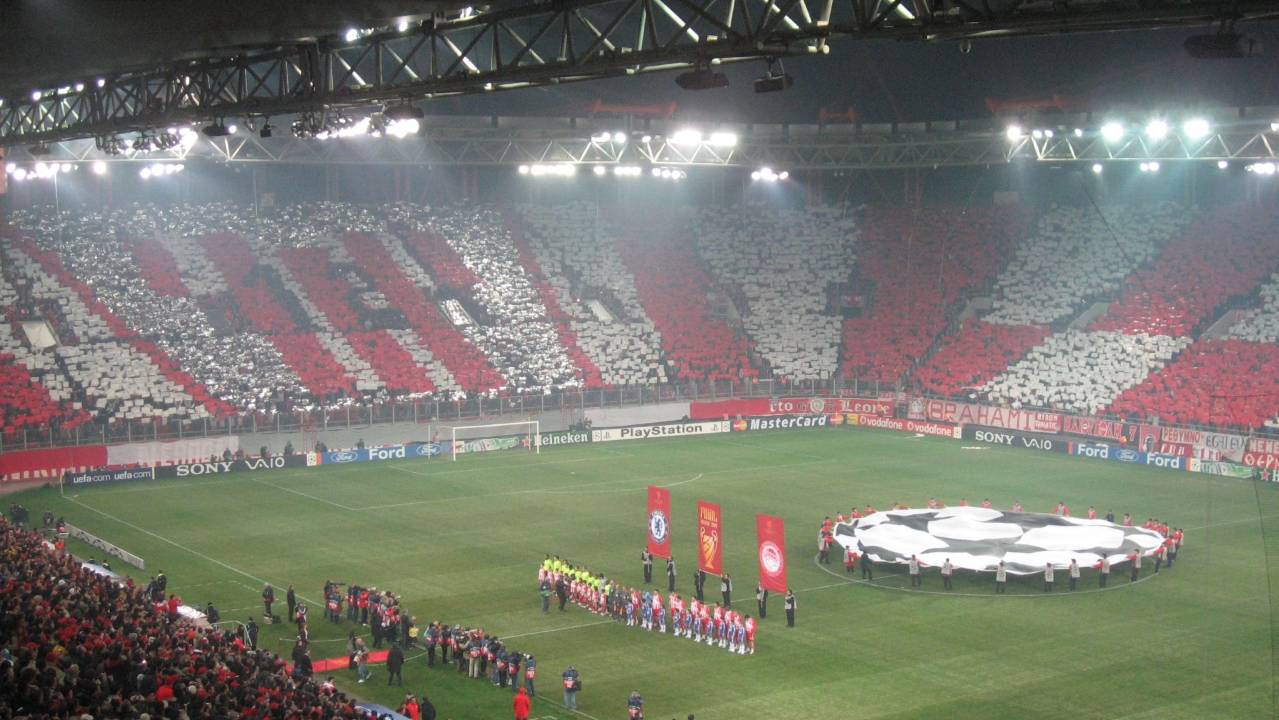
[647,485,672,559]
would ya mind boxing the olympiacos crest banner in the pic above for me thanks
[756,514,788,593]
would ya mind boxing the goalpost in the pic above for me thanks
[449,420,540,461]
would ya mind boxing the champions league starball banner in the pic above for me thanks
[697,500,723,575]
[647,485,672,559]
[756,514,788,593]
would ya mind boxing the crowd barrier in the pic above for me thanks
[59,401,1269,488]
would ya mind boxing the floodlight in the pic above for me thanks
[671,129,702,146]
[1217,160,1229,170]
[140,167,152,179]
[592,165,607,176]
[12,168,26,181]
[345,28,359,42]
[3,163,14,174]
[1091,163,1103,174]
[1005,125,1023,142]
[708,132,737,148]
[1145,119,1169,141]
[1100,122,1125,143]
[1031,129,1043,140]
[397,18,410,32]
[31,90,41,102]
[1182,118,1210,140]
[518,165,530,175]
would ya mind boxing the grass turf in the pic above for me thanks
[12,426,1279,720]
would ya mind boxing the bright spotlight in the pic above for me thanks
[708,131,737,148]
[1005,124,1023,142]
[1145,119,1169,141]
[1031,129,1043,140]
[612,132,627,144]
[641,135,652,144]
[1217,160,1229,170]
[1073,128,1083,137]
[11,168,26,181]
[592,165,607,176]
[1091,163,1103,174]
[73,82,84,92]
[33,162,49,177]
[778,171,789,180]
[518,165,530,175]
[397,18,410,32]
[140,167,152,179]
[31,90,42,102]
[4,162,14,174]
[750,171,761,181]
[651,167,662,177]
[226,124,237,135]
[671,129,702,146]
[1183,118,1211,140]
[345,28,359,42]
[1101,122,1125,143]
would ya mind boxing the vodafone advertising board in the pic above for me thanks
[915,399,1062,434]
[846,413,960,439]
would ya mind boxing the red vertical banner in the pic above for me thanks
[696,500,723,575]
[647,485,672,559]
[756,514,788,593]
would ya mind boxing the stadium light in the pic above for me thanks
[1217,160,1229,170]
[1247,162,1276,175]
[73,82,84,92]
[4,162,14,174]
[1005,124,1023,142]
[1031,129,1043,140]
[708,131,738,148]
[612,132,627,145]
[31,90,41,102]
[1145,119,1169,141]
[344,28,359,42]
[1074,128,1084,137]
[518,165,530,175]
[592,165,607,176]
[1182,118,1211,140]
[96,78,105,88]
[752,167,788,183]
[671,129,702,146]
[613,165,642,177]
[11,168,26,181]
[1101,122,1125,143]
[140,167,152,179]
[1091,163,1103,174]
[397,18,410,32]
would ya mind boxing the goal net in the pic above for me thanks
[449,421,540,461]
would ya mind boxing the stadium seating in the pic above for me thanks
[912,319,1051,397]
[1090,205,1279,337]
[617,221,757,382]
[980,329,1190,414]
[694,205,856,381]
[517,202,666,386]
[985,203,1192,326]
[0,518,369,720]
[1230,272,1279,343]
[839,204,1031,384]
[1107,339,1279,429]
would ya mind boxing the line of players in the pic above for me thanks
[538,559,756,655]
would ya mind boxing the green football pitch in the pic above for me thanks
[14,427,1279,719]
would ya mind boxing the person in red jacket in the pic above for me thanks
[513,686,531,720]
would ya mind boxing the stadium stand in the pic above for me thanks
[980,329,1191,414]
[985,203,1192,326]
[1089,205,1279,337]
[517,201,666,386]
[1231,272,1279,344]
[0,518,371,719]
[1106,339,1279,429]
[617,216,757,382]
[839,204,1031,384]
[912,319,1051,398]
[694,204,856,381]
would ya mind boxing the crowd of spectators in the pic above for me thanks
[695,204,857,381]
[912,319,1051,398]
[0,516,372,720]
[985,203,1192,326]
[1230,272,1279,344]
[518,202,666,386]
[980,329,1190,414]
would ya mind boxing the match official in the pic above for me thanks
[666,557,676,592]
[784,588,796,627]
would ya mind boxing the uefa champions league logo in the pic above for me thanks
[649,509,669,543]
[759,541,783,574]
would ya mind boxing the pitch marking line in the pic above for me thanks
[502,620,616,640]
[250,478,360,511]
[62,494,321,606]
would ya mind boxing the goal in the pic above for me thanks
[449,420,540,461]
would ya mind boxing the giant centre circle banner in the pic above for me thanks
[832,506,1165,575]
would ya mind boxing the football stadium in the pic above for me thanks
[3,3,1279,719]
